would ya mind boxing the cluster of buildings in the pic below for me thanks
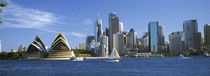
[169,20,209,54]
[85,12,210,57]
[86,12,140,57]
[1,12,210,58]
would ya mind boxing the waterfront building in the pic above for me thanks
[24,36,47,60]
[95,17,103,42]
[158,25,165,45]
[194,32,201,49]
[99,36,109,57]
[169,32,184,54]
[108,12,120,51]
[18,45,27,52]
[72,45,79,49]
[86,36,95,50]
[127,28,137,50]
[113,32,125,56]
[204,24,210,50]
[11,49,17,53]
[48,32,75,59]
[104,27,109,36]
[183,20,198,49]
[139,32,149,52]
[148,22,159,53]
[79,43,86,50]
[119,22,123,33]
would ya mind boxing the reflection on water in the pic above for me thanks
[0,57,210,76]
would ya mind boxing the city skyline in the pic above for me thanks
[0,0,210,51]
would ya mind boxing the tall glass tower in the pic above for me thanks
[183,20,198,49]
[148,22,159,53]
[108,12,120,51]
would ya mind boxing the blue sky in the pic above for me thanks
[0,0,210,51]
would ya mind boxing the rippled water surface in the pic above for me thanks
[0,57,210,76]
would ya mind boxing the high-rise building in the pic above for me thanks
[139,32,149,52]
[99,36,109,57]
[104,27,109,36]
[119,22,123,33]
[113,32,125,56]
[127,28,137,50]
[18,45,27,52]
[148,22,159,53]
[169,32,184,54]
[204,24,210,48]
[95,18,103,42]
[183,20,198,49]
[194,32,201,49]
[158,25,165,45]
[86,36,95,50]
[79,43,86,50]
[108,12,120,51]
[0,40,1,53]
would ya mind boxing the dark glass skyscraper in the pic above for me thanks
[148,22,159,53]
[108,12,120,51]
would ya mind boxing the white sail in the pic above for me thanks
[110,48,120,59]
[71,51,75,58]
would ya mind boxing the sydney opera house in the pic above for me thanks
[24,32,75,60]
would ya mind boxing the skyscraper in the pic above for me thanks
[127,28,137,50]
[99,36,109,57]
[148,22,159,53]
[95,17,103,42]
[158,25,165,45]
[113,32,125,56]
[108,12,120,51]
[204,24,210,48]
[169,32,184,54]
[183,20,198,49]
[119,22,124,33]
[86,36,95,50]
[194,32,201,49]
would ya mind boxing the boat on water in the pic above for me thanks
[107,48,120,62]
[179,54,184,57]
[73,57,84,61]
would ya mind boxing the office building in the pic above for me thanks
[183,20,198,49]
[194,32,201,49]
[204,24,210,49]
[127,28,137,50]
[169,32,184,54]
[18,45,27,52]
[108,12,120,51]
[113,32,125,56]
[79,43,86,50]
[148,22,159,53]
[86,36,95,50]
[95,18,103,42]
[119,22,123,33]
[158,25,165,45]
[99,36,109,57]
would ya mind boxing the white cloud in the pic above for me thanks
[70,32,86,38]
[82,18,94,25]
[0,1,62,33]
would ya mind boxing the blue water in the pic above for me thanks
[0,57,210,76]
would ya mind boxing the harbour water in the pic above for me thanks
[0,57,210,76]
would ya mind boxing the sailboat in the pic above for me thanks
[107,48,120,62]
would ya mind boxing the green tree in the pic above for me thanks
[0,0,8,24]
